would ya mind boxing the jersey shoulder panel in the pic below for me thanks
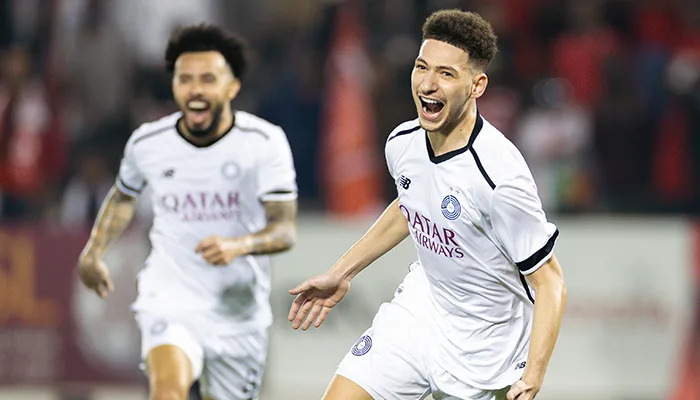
[471,118,533,188]
[235,110,284,141]
[386,118,421,143]
[128,112,180,148]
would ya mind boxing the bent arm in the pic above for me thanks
[332,198,409,279]
[80,185,138,258]
[522,254,567,389]
[240,199,297,255]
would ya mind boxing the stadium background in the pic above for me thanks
[0,0,697,399]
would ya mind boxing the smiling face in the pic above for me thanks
[411,39,487,133]
[172,51,240,137]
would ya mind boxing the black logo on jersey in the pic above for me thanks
[399,175,411,189]
[162,168,175,178]
[515,361,527,370]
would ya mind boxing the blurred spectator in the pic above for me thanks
[58,0,134,142]
[0,45,64,220]
[58,148,112,228]
[593,54,654,212]
[516,77,594,212]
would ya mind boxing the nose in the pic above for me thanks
[189,80,204,97]
[419,71,438,94]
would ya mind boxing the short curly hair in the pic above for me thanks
[165,24,247,80]
[422,10,498,71]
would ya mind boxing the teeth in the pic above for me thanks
[188,100,208,110]
[421,97,441,104]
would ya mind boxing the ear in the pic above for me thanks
[471,73,488,99]
[228,77,241,100]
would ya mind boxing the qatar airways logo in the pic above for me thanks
[399,204,464,258]
[160,191,240,222]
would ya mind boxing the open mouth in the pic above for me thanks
[187,99,211,125]
[419,96,445,121]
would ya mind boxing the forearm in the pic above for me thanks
[522,256,567,387]
[81,186,137,258]
[332,198,409,280]
[239,199,297,255]
[240,221,296,255]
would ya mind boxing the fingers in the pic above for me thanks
[195,236,218,254]
[288,292,308,321]
[506,380,531,400]
[301,301,324,331]
[95,279,113,299]
[289,280,312,295]
[314,306,332,328]
[291,295,316,330]
[200,247,222,264]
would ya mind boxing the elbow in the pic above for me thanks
[280,223,297,251]
[557,275,567,309]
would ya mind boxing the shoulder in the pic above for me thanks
[127,112,180,148]
[386,118,421,144]
[470,116,533,189]
[234,110,285,141]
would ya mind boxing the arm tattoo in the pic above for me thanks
[84,186,137,257]
[246,200,297,255]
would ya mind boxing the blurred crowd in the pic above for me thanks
[0,0,698,227]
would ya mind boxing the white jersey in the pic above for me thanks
[385,113,558,389]
[116,110,297,333]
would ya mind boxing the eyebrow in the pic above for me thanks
[415,57,460,73]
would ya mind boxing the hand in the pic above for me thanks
[77,253,114,299]
[507,379,539,400]
[195,235,248,266]
[288,270,351,330]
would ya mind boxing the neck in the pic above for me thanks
[180,106,234,146]
[427,102,477,157]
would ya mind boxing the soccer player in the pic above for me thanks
[77,25,298,400]
[288,10,566,400]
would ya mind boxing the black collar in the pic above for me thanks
[175,114,236,148]
[425,112,483,164]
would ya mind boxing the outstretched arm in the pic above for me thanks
[288,198,409,330]
[196,199,297,265]
[78,186,138,298]
[508,254,567,400]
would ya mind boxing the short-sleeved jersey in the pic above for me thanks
[117,110,297,333]
[385,113,558,389]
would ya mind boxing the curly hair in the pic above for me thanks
[422,10,498,71]
[165,24,247,80]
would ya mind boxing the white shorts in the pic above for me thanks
[336,263,511,400]
[136,312,267,400]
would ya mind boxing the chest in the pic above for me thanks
[135,140,259,194]
[393,150,489,231]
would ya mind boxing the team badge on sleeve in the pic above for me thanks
[351,335,372,356]
[441,195,461,220]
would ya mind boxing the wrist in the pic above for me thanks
[521,370,543,390]
[80,246,102,261]
[236,235,255,255]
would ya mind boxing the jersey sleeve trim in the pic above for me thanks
[116,176,145,197]
[517,229,559,275]
[132,125,171,146]
[469,147,496,189]
[519,273,535,304]
[387,124,421,142]
[260,190,297,202]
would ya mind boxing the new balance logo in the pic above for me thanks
[399,175,411,189]
[163,168,175,178]
[515,361,527,370]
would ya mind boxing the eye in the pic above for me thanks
[415,64,427,70]
[202,74,216,83]
[178,75,192,84]
[441,71,454,78]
